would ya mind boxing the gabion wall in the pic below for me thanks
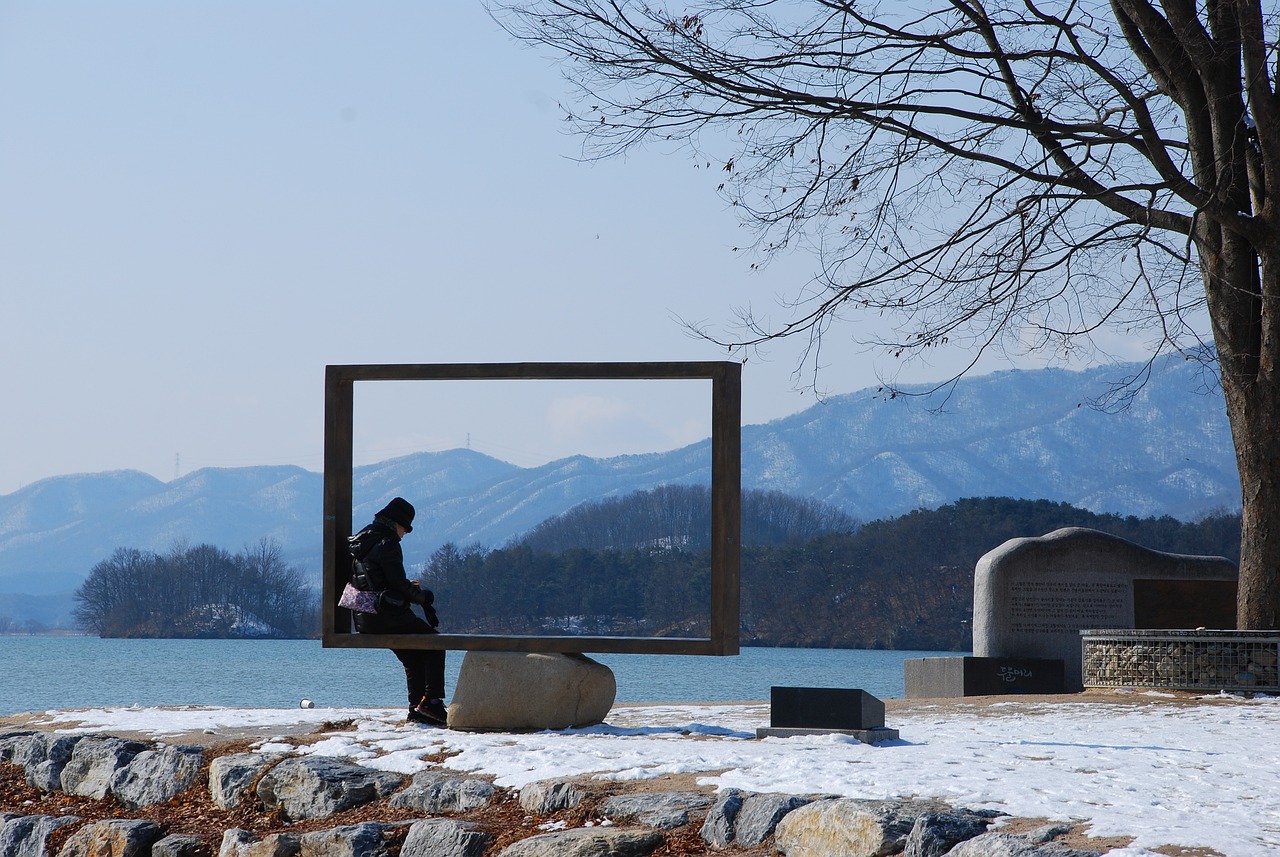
[1081,630,1280,692]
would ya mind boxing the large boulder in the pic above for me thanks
[152,834,211,857]
[400,819,490,857]
[598,792,713,830]
[60,738,149,799]
[387,771,495,814]
[495,828,664,857]
[518,780,588,815]
[699,789,744,849]
[217,829,299,857]
[0,815,82,857]
[209,753,280,810]
[254,757,403,821]
[735,793,811,847]
[110,746,204,808]
[56,819,163,857]
[297,823,397,857]
[448,653,615,732]
[773,799,944,857]
[903,809,999,857]
[26,736,83,792]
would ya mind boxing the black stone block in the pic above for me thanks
[904,656,1066,698]
[769,686,885,730]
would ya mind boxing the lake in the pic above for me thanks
[0,636,963,716]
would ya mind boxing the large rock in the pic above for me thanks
[254,757,403,821]
[495,828,664,857]
[448,653,615,732]
[698,790,744,849]
[946,831,1102,857]
[110,746,204,808]
[56,819,162,857]
[735,793,811,847]
[297,823,396,857]
[217,829,299,857]
[387,771,495,814]
[152,834,211,857]
[0,732,36,763]
[400,819,490,857]
[209,753,280,810]
[0,815,82,857]
[773,799,943,857]
[519,781,588,815]
[598,792,713,830]
[903,809,998,857]
[26,736,83,792]
[60,738,149,799]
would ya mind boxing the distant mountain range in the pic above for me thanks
[0,358,1240,615]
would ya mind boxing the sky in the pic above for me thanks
[32,694,1280,855]
[0,2,1153,495]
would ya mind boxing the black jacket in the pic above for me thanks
[348,518,436,634]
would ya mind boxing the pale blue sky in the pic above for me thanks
[0,2,1131,494]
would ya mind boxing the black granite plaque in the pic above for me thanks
[769,686,885,729]
[904,656,1066,698]
[1133,579,1237,629]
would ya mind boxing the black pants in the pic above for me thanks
[394,647,446,705]
[355,608,446,705]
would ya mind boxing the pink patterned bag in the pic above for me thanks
[338,582,379,614]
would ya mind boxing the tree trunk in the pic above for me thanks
[1223,247,1280,630]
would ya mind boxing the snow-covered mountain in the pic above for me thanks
[0,358,1239,602]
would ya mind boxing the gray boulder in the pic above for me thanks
[152,834,212,857]
[297,823,396,857]
[598,792,713,830]
[518,780,588,815]
[0,815,82,857]
[254,757,403,821]
[217,829,300,857]
[947,831,1102,856]
[496,827,664,857]
[698,789,744,849]
[449,652,616,732]
[209,753,280,810]
[5,734,49,770]
[388,770,495,814]
[55,819,163,857]
[0,732,36,763]
[735,793,811,847]
[401,819,490,857]
[904,809,1000,857]
[110,746,204,808]
[60,738,148,799]
[773,798,945,857]
[27,737,83,792]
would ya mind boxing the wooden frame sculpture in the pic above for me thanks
[321,361,741,655]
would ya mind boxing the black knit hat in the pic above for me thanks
[376,497,415,533]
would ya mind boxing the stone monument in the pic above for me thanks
[972,527,1237,690]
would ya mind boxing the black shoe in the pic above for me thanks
[410,698,448,726]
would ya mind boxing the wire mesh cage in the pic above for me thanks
[1082,630,1280,692]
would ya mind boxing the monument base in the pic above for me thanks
[904,656,1066,698]
[756,726,899,743]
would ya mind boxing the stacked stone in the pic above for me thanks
[3,729,1116,857]
[1083,634,1280,691]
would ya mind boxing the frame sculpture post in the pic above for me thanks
[322,361,741,656]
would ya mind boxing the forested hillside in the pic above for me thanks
[420,496,1241,650]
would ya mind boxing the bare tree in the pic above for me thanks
[493,0,1280,628]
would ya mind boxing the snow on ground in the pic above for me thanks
[28,693,1280,856]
